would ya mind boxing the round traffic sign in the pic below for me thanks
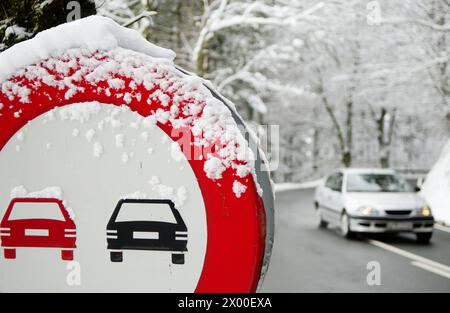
[0,16,274,292]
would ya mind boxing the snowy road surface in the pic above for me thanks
[261,188,450,292]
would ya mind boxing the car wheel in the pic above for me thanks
[416,232,432,244]
[4,248,16,259]
[110,251,123,262]
[61,250,74,261]
[340,212,355,239]
[172,253,185,265]
[316,207,328,228]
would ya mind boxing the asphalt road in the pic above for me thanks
[261,188,450,292]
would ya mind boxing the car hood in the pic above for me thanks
[345,192,427,210]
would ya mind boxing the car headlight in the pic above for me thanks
[418,206,432,217]
[356,206,380,216]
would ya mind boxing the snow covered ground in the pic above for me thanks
[421,140,450,225]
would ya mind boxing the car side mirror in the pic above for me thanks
[414,186,421,192]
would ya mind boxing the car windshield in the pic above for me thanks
[8,202,65,221]
[346,173,414,193]
[115,202,177,223]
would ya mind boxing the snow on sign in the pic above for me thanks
[0,16,274,292]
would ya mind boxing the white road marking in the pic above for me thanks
[411,261,450,280]
[435,224,450,234]
[368,239,450,280]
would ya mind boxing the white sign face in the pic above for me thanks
[0,102,207,292]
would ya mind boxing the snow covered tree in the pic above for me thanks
[2,0,447,181]
[193,0,323,126]
[405,0,450,128]
[0,0,97,51]
[379,0,449,126]
[97,0,202,69]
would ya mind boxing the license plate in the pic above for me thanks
[25,229,49,236]
[387,222,413,230]
[133,231,159,240]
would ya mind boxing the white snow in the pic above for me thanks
[149,90,171,107]
[38,0,55,10]
[147,178,188,207]
[4,25,31,41]
[10,185,63,200]
[115,133,125,147]
[152,184,174,198]
[421,140,450,225]
[170,142,183,162]
[155,109,170,124]
[176,186,188,207]
[10,185,27,198]
[60,102,102,123]
[0,16,175,83]
[122,191,148,200]
[108,78,125,90]
[93,142,103,158]
[129,81,137,90]
[235,164,251,178]
[149,175,160,186]
[85,129,96,143]
[204,156,226,180]
[121,152,130,163]
[123,93,132,104]
[232,181,247,198]
[122,185,188,209]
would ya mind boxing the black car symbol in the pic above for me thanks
[106,199,188,264]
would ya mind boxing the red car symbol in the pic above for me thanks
[0,198,76,261]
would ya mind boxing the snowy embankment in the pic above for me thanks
[421,140,450,226]
[274,179,323,193]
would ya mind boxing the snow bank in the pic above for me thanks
[0,15,175,83]
[421,139,450,225]
[274,179,324,192]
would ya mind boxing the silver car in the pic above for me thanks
[314,168,434,243]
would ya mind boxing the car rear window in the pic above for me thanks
[8,202,65,221]
[115,202,177,224]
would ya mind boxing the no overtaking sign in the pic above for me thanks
[0,16,274,292]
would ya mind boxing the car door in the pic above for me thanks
[319,173,338,223]
[327,172,344,225]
